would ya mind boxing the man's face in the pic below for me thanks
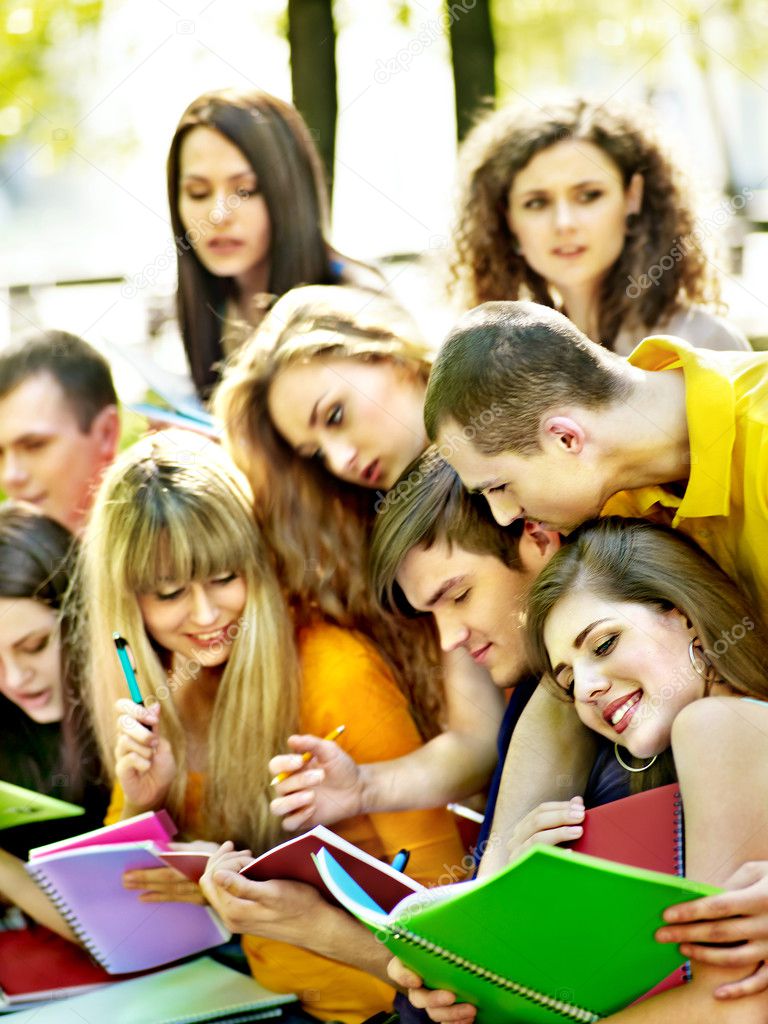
[438,420,605,533]
[396,531,558,688]
[0,372,113,533]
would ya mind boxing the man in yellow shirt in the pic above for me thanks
[424,300,768,619]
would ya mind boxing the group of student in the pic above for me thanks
[0,81,766,1024]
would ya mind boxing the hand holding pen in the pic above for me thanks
[113,633,176,813]
[268,727,365,832]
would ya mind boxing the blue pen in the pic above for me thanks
[113,633,144,705]
[391,848,410,873]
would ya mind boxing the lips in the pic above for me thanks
[206,238,245,254]
[185,627,232,649]
[16,689,52,710]
[470,643,492,665]
[552,245,586,257]
[361,459,381,486]
[602,689,642,734]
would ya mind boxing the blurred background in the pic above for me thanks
[1,0,767,385]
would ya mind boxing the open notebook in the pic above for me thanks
[316,843,717,1024]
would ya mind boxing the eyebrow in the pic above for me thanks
[308,391,328,429]
[551,617,610,679]
[424,575,467,609]
[181,171,257,183]
[517,179,606,197]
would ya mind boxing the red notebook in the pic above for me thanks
[0,926,131,1009]
[240,824,421,912]
[572,783,683,873]
[573,783,687,999]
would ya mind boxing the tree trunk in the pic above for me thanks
[448,0,496,141]
[288,0,338,197]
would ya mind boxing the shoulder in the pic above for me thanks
[658,307,751,352]
[672,695,767,753]
[297,622,401,695]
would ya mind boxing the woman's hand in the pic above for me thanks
[269,733,365,831]
[387,957,477,1024]
[122,866,207,904]
[199,841,327,941]
[505,796,584,861]
[114,698,176,812]
[657,860,768,999]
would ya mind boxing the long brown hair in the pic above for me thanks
[214,286,445,738]
[448,96,721,349]
[168,89,337,397]
[526,518,768,785]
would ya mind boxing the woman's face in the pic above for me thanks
[177,125,272,293]
[0,597,63,724]
[267,354,428,490]
[506,139,643,297]
[137,572,248,671]
[543,589,702,758]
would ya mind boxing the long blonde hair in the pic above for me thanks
[78,431,300,851]
[214,285,446,737]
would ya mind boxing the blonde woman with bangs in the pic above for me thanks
[80,430,468,1024]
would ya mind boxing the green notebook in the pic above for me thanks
[1,955,297,1023]
[315,844,718,1024]
[0,781,84,830]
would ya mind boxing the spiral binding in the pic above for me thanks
[390,926,600,1023]
[26,866,107,968]
[671,789,693,985]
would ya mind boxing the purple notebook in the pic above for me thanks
[25,841,229,974]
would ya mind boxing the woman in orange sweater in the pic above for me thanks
[80,430,466,1023]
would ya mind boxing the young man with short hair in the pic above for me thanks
[424,299,768,618]
[0,330,120,534]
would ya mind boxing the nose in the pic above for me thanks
[572,661,611,703]
[1,452,28,491]
[188,584,218,627]
[325,439,358,480]
[0,654,30,692]
[434,611,470,654]
[486,492,523,528]
[210,189,234,226]
[553,199,576,231]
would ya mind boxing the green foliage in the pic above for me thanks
[0,0,104,159]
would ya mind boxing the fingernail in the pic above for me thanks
[567,826,582,836]
[568,806,584,820]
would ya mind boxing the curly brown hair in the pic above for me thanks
[448,96,722,349]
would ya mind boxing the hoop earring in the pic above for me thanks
[688,638,708,677]
[614,743,657,773]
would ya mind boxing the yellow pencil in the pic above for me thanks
[270,724,346,786]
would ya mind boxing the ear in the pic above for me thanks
[626,172,644,216]
[519,520,562,571]
[542,416,585,455]
[89,404,120,462]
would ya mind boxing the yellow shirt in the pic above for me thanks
[602,336,768,619]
